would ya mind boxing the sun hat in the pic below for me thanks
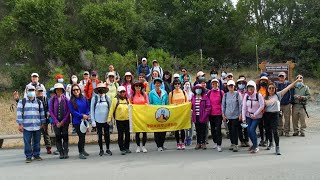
[53,83,65,93]
[94,83,108,94]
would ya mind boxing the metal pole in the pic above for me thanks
[256,44,259,71]
[200,49,203,70]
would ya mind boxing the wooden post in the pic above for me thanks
[0,139,4,148]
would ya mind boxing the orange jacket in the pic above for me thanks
[84,79,101,100]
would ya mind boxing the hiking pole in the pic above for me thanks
[302,104,309,118]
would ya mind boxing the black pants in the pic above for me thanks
[175,130,185,143]
[209,115,222,145]
[195,116,206,144]
[154,132,166,148]
[259,115,265,141]
[227,119,239,145]
[136,132,147,146]
[116,120,130,151]
[264,112,280,146]
[74,124,86,153]
[96,122,110,150]
[238,125,249,142]
[53,123,69,153]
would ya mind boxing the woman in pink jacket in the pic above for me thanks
[242,80,265,153]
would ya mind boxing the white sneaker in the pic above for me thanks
[212,143,218,149]
[136,147,141,153]
[142,146,148,153]
[217,146,222,152]
[162,146,167,150]
[158,147,163,152]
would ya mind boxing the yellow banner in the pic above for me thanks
[129,103,192,132]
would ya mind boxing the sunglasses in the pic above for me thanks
[174,83,181,85]
[28,89,35,92]
[72,89,80,92]
[268,87,275,90]
[279,75,284,78]
[120,91,126,93]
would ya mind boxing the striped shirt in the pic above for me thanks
[16,98,46,131]
[195,97,201,116]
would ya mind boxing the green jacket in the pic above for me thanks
[293,84,311,105]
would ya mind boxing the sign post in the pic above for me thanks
[259,61,296,82]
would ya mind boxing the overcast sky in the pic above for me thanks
[231,0,238,6]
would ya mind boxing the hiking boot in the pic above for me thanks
[59,151,64,159]
[64,151,69,159]
[34,156,43,161]
[229,144,234,151]
[293,132,299,136]
[233,145,239,152]
[121,151,126,155]
[106,149,113,156]
[125,149,132,154]
[300,132,305,137]
[79,153,87,159]
[284,132,290,137]
[142,146,148,153]
[276,146,281,155]
[83,151,90,156]
[195,144,201,150]
[46,147,52,154]
[99,150,104,156]
[25,158,32,163]
[202,144,207,150]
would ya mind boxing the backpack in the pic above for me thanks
[113,97,129,119]
[246,93,260,108]
[170,90,186,103]
[207,89,223,103]
[21,98,42,118]
[93,94,110,114]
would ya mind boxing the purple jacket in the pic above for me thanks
[191,95,211,123]
[49,95,70,126]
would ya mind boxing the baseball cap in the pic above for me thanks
[83,71,90,75]
[226,73,233,77]
[36,86,44,91]
[211,79,219,83]
[142,57,147,62]
[227,80,235,86]
[91,71,97,76]
[173,73,180,78]
[27,84,35,91]
[278,72,286,77]
[197,71,205,77]
[118,86,126,92]
[31,73,39,77]
[260,76,268,80]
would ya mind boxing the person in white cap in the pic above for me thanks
[68,84,90,159]
[80,71,90,96]
[105,65,121,83]
[137,57,151,81]
[49,83,70,159]
[106,72,119,102]
[90,83,112,156]
[121,72,134,98]
[108,86,131,155]
[193,71,206,87]
[23,73,46,98]
[274,72,293,137]
[16,84,46,163]
[222,80,242,152]
[148,60,163,79]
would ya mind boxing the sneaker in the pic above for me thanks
[83,151,90,156]
[177,143,181,150]
[229,144,234,151]
[259,140,266,147]
[59,151,64,159]
[248,146,254,151]
[125,149,132,154]
[121,151,126,155]
[217,146,222,152]
[99,150,104,156]
[162,146,167,150]
[292,132,299,136]
[136,147,141,153]
[233,145,239,152]
[276,146,281,155]
[106,149,113,156]
[142,146,148,153]
[46,147,52,154]
[212,143,218,149]
[181,143,185,150]
[267,143,274,150]
[195,144,201,150]
[285,132,290,137]
[202,144,207,150]
[25,158,32,163]
[34,156,43,161]
[300,132,305,137]
[79,153,87,159]
[244,141,250,147]
[158,147,163,152]
[250,148,259,153]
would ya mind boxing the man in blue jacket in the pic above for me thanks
[137,58,150,81]
[274,72,293,137]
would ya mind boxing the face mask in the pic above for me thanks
[27,91,36,98]
[221,73,226,77]
[58,78,64,83]
[260,82,267,87]
[195,89,202,94]
[211,74,217,79]
[296,82,303,87]
[98,89,105,94]
[72,77,78,83]
[238,84,245,89]
[199,77,205,81]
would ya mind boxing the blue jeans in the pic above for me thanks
[23,129,41,158]
[246,117,261,149]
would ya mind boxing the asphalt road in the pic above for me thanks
[1,131,320,180]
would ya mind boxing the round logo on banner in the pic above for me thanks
[155,107,170,122]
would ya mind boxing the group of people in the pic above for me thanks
[14,57,310,163]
